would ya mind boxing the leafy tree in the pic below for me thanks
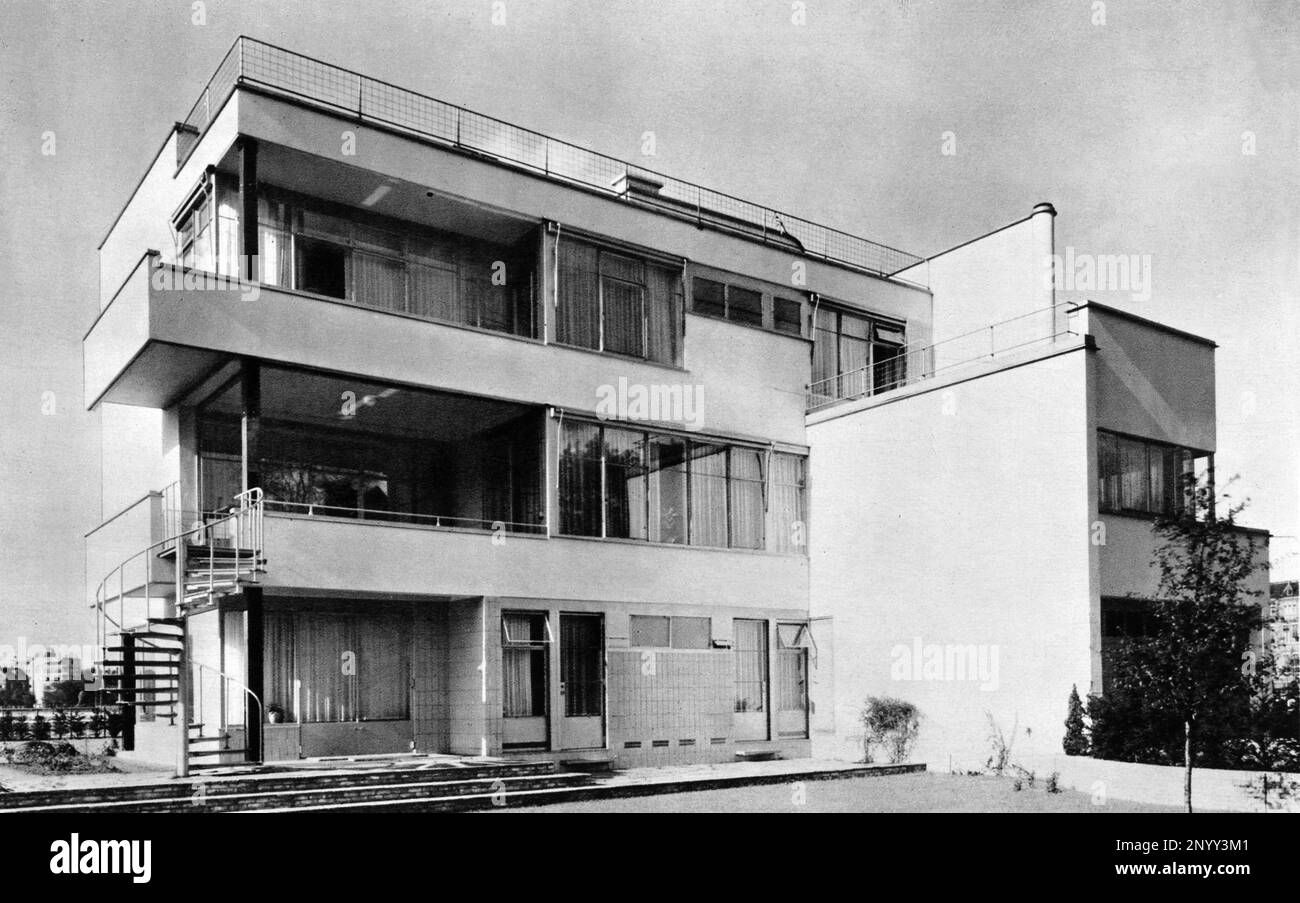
[1063,684,1089,755]
[1106,479,1265,812]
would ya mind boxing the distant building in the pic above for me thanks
[1270,581,1300,682]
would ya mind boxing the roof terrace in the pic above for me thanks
[175,36,923,279]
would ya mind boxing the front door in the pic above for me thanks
[558,613,605,750]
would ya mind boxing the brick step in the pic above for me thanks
[0,762,563,811]
[0,770,589,814]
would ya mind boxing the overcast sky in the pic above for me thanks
[1,0,1296,644]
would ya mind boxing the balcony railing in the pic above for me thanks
[263,500,545,534]
[178,36,923,278]
[806,302,1079,412]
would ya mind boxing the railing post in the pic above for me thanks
[174,540,188,779]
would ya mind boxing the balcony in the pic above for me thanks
[176,36,922,279]
[806,302,1079,412]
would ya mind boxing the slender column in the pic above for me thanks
[240,359,261,495]
[238,138,258,282]
[245,588,264,763]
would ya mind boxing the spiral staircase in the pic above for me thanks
[92,489,264,775]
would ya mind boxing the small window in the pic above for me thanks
[629,615,671,647]
[692,278,726,318]
[502,611,552,646]
[728,287,763,327]
[777,623,815,652]
[671,617,711,649]
[773,297,803,335]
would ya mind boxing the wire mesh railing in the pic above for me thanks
[177,36,923,278]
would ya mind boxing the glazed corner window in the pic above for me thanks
[1097,430,1196,517]
[177,193,214,272]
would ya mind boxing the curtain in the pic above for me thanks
[645,263,681,364]
[729,448,765,550]
[600,252,644,356]
[296,615,352,724]
[1119,438,1148,511]
[408,261,459,322]
[561,616,602,718]
[777,647,807,713]
[601,277,644,356]
[502,613,544,718]
[1098,432,1121,511]
[603,427,646,540]
[557,239,600,349]
[769,453,806,553]
[689,443,729,547]
[647,436,688,544]
[221,609,246,724]
[838,314,871,399]
[559,421,603,536]
[353,251,406,313]
[356,613,410,720]
[733,620,767,713]
[264,613,297,722]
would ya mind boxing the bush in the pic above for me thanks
[1046,772,1061,793]
[0,710,13,742]
[12,740,57,765]
[860,697,922,764]
[88,709,108,737]
[10,714,29,741]
[67,710,86,739]
[1063,684,1089,756]
[51,710,69,739]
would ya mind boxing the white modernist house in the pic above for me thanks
[82,37,1267,774]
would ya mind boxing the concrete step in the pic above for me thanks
[0,763,584,814]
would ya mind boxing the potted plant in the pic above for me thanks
[267,704,285,724]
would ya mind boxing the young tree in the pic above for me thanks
[1111,479,1265,812]
[1063,684,1089,755]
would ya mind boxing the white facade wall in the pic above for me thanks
[807,344,1096,771]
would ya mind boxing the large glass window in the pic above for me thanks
[1098,430,1196,517]
[244,189,537,337]
[811,305,907,402]
[264,608,411,723]
[556,238,681,364]
[558,420,802,553]
[198,366,544,533]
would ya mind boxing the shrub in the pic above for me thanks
[1046,772,1061,793]
[1063,684,1088,756]
[51,710,69,739]
[985,712,1017,775]
[12,740,56,765]
[67,710,86,739]
[11,714,30,741]
[860,696,922,764]
[0,710,13,742]
[88,709,108,738]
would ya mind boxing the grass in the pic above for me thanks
[498,771,1183,813]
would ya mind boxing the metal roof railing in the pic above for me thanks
[178,36,923,279]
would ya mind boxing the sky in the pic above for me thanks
[0,0,1296,645]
